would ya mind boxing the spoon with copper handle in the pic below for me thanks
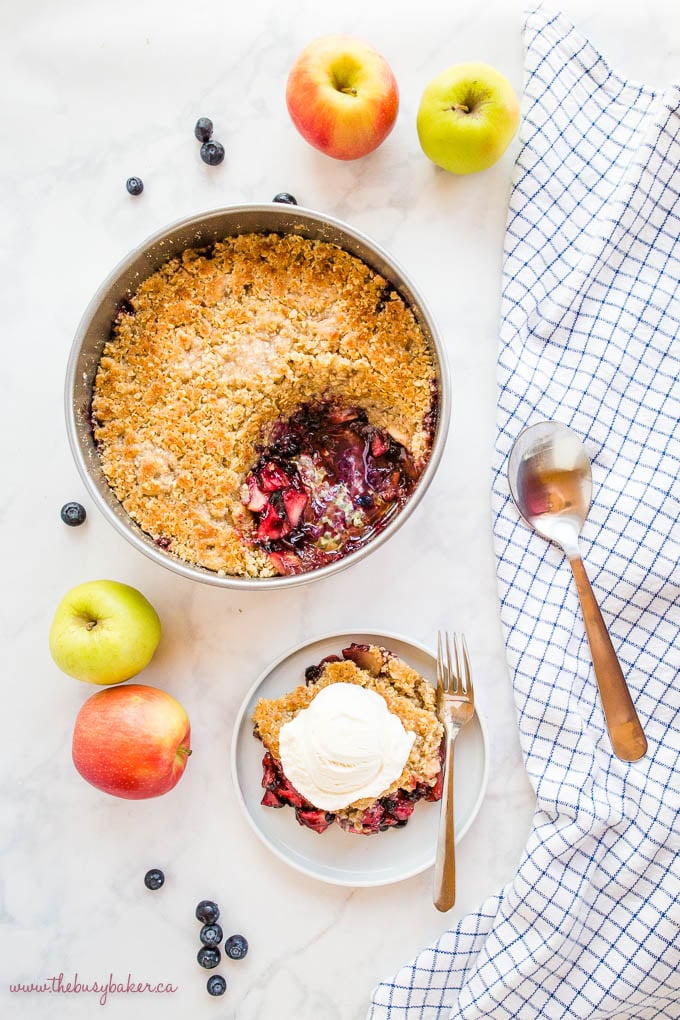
[508,421,647,762]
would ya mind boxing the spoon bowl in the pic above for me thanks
[507,421,647,763]
[509,421,592,556]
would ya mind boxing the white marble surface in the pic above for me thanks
[2,1,678,1017]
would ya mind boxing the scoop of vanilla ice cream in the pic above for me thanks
[278,682,416,811]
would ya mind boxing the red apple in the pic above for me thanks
[72,684,191,799]
[285,34,399,160]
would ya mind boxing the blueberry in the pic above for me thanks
[143,868,165,890]
[272,192,298,205]
[200,140,225,166]
[194,117,214,142]
[195,900,220,924]
[270,434,301,458]
[206,974,227,996]
[224,934,248,960]
[60,501,87,527]
[126,176,144,196]
[200,923,223,947]
[197,946,221,969]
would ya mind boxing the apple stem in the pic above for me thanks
[451,104,470,113]
[340,87,358,96]
[85,620,97,631]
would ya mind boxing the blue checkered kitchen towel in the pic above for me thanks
[369,8,680,1019]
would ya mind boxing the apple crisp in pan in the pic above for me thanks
[92,233,437,577]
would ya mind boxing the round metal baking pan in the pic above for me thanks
[65,204,450,589]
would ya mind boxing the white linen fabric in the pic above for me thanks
[368,8,680,1019]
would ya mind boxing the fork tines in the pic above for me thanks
[437,631,473,700]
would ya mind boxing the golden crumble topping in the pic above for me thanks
[92,233,436,577]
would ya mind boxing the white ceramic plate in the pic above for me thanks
[231,631,489,887]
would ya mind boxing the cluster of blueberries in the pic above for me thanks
[193,116,226,167]
[195,898,249,997]
[123,116,302,203]
[124,116,225,197]
[144,870,248,997]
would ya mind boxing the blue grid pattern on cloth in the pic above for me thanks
[368,8,680,1020]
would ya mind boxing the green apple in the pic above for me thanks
[49,580,161,685]
[417,62,520,175]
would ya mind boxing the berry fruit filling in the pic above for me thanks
[242,401,423,575]
[260,749,442,835]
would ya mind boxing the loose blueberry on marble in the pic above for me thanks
[194,117,213,142]
[197,946,221,969]
[60,501,87,527]
[126,176,144,196]
[195,900,220,924]
[206,974,227,996]
[143,868,165,890]
[200,923,223,947]
[224,934,248,960]
[200,140,225,166]
[273,192,298,205]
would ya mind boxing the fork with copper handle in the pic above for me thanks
[433,632,475,912]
